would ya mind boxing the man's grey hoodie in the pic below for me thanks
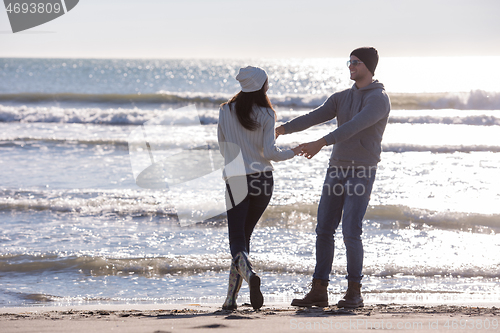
[283,80,391,168]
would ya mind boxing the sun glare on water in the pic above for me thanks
[377,56,500,94]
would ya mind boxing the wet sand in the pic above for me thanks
[1,303,499,332]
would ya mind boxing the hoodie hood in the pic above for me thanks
[352,80,385,92]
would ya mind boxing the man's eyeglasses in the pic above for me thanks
[347,60,364,67]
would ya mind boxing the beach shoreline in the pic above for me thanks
[1,56,500,331]
[2,302,499,333]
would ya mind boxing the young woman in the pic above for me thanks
[217,66,302,310]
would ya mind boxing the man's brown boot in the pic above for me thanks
[291,278,328,307]
[337,280,364,308]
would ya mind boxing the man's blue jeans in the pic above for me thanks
[313,166,376,283]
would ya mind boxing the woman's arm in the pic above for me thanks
[217,107,226,158]
[262,112,296,162]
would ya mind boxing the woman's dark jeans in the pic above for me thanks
[226,171,273,258]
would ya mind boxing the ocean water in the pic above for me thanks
[1,57,500,307]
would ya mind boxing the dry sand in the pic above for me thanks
[1,303,499,333]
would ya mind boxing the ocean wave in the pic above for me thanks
[366,204,500,232]
[390,90,500,110]
[0,92,229,105]
[363,265,500,279]
[0,103,227,126]
[1,189,498,232]
[2,103,500,129]
[1,253,499,279]
[0,254,230,275]
[3,135,499,153]
[0,91,328,109]
[382,143,500,153]
[263,204,500,232]
[388,113,500,126]
[1,90,500,111]
[0,104,165,125]
[0,188,178,218]
[0,137,130,147]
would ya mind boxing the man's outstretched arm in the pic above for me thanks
[275,96,337,137]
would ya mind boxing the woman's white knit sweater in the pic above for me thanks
[217,103,294,178]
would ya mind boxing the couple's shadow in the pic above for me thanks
[212,303,365,319]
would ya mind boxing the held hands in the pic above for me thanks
[297,138,327,159]
[292,143,307,155]
[275,125,325,159]
[275,125,285,139]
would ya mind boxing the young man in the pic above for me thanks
[276,47,391,308]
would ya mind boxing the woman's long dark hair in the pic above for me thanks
[222,80,275,131]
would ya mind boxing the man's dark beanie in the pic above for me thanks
[350,47,378,76]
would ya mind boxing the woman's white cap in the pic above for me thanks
[236,66,268,92]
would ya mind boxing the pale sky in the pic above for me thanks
[1,0,499,59]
